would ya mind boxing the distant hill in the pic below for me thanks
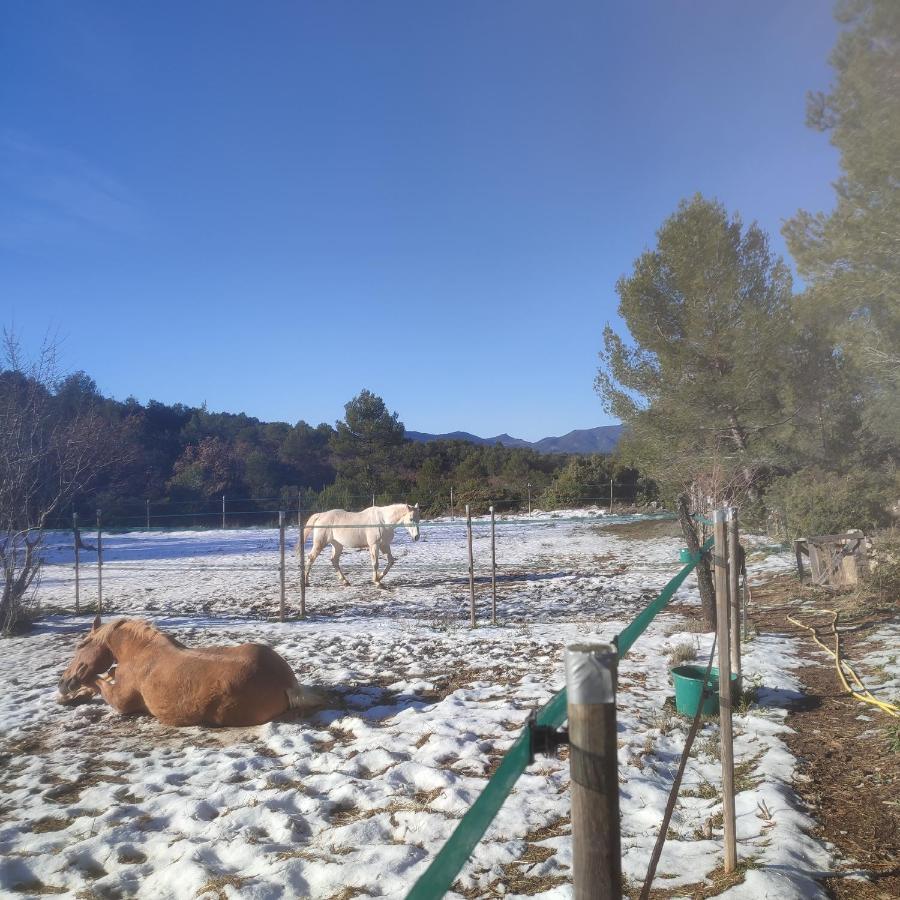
[404,424,623,455]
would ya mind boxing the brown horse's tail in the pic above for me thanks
[286,679,327,713]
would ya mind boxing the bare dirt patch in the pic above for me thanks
[598,519,682,541]
[750,576,900,899]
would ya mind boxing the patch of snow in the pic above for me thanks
[0,513,831,897]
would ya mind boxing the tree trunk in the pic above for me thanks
[677,494,716,631]
[727,414,758,501]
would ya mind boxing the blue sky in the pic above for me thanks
[2,1,839,440]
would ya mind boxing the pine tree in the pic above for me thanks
[783,0,900,461]
[596,195,798,504]
[331,390,406,497]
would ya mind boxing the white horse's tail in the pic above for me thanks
[297,513,319,554]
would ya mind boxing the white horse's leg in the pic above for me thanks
[304,536,326,586]
[370,545,381,585]
[378,543,397,583]
[330,542,350,585]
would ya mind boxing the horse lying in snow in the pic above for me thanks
[298,502,420,587]
[59,616,323,727]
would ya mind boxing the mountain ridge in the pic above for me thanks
[404,424,623,454]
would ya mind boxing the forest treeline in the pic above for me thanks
[3,375,645,528]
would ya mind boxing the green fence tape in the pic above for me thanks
[406,534,714,899]
[615,536,713,657]
[406,729,532,899]
[535,686,567,729]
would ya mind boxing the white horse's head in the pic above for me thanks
[404,503,421,541]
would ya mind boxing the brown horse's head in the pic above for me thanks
[59,615,115,695]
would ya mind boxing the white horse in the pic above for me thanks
[298,503,420,587]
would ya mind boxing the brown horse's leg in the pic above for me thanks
[96,669,147,716]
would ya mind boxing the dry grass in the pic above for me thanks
[195,874,251,899]
[454,817,571,897]
[680,779,718,800]
[326,889,369,900]
[29,816,73,833]
[734,751,764,792]
[629,857,761,898]
[667,641,696,667]
[9,881,68,896]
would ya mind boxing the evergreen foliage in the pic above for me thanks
[596,195,800,503]
[0,364,619,527]
[783,0,900,466]
[765,468,894,539]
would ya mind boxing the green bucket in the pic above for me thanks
[670,665,740,717]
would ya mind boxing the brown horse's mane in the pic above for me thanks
[95,619,184,650]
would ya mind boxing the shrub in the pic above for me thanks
[862,531,900,607]
[764,469,893,539]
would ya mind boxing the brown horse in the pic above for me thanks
[59,617,323,727]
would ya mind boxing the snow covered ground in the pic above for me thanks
[0,513,830,898]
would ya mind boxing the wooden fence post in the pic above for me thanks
[96,509,103,615]
[278,511,286,622]
[565,642,621,899]
[727,508,741,683]
[490,505,497,625]
[73,512,80,614]
[794,539,805,581]
[298,509,307,620]
[466,504,475,627]
[713,508,737,873]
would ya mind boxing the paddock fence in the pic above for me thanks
[33,504,748,896]
[42,477,648,532]
[407,510,745,899]
[36,505,670,622]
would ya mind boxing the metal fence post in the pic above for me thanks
[527,483,532,515]
[278,511,286,622]
[222,494,226,529]
[73,512,80,614]
[298,509,307,620]
[713,508,737,873]
[96,509,103,615]
[565,642,621,899]
[490,505,497,625]
[146,499,150,530]
[466,504,475,627]
[727,508,741,683]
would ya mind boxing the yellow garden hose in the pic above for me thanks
[787,609,900,718]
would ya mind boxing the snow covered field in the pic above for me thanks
[0,513,831,898]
